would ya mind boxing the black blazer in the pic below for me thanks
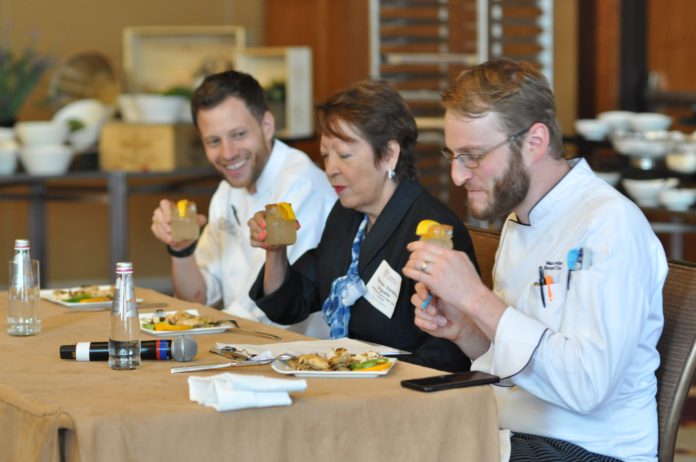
[250,181,478,372]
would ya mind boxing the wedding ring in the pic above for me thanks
[420,261,430,274]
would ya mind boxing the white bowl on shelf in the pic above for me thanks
[658,188,696,211]
[0,147,18,175]
[0,127,15,143]
[575,119,611,141]
[666,151,696,175]
[598,111,634,132]
[611,130,678,159]
[622,177,679,208]
[629,113,672,132]
[53,98,112,152]
[135,94,186,124]
[19,144,74,176]
[15,121,69,146]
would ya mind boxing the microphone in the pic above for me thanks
[59,335,198,362]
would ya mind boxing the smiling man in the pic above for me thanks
[150,70,336,336]
[404,58,667,461]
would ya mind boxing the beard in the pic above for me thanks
[468,147,530,221]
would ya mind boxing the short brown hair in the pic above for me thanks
[316,79,418,181]
[442,58,563,158]
[190,70,268,128]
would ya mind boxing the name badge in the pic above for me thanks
[364,260,401,319]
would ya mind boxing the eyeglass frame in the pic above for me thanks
[440,125,533,169]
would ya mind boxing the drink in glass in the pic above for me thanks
[416,220,454,249]
[265,202,297,247]
[171,199,200,241]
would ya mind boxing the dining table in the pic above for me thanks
[0,287,500,462]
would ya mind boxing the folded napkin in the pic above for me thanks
[188,372,307,412]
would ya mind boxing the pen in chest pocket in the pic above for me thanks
[538,266,546,308]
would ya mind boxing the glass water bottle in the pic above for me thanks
[108,262,141,370]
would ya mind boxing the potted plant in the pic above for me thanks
[0,45,53,127]
[265,80,286,131]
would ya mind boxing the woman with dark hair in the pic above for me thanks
[248,80,477,371]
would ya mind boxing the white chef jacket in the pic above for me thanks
[194,139,337,337]
[472,158,667,461]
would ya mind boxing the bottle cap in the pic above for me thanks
[115,262,133,273]
[14,239,30,250]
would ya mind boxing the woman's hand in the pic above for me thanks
[248,210,269,249]
[248,211,301,250]
[248,209,298,295]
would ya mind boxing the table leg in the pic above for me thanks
[107,172,128,272]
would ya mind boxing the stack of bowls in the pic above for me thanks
[575,119,611,141]
[622,177,679,208]
[598,111,634,133]
[658,188,696,211]
[15,120,74,176]
[0,127,18,175]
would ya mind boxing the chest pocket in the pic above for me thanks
[521,272,568,330]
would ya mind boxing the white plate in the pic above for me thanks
[41,285,143,310]
[139,309,233,337]
[271,357,397,378]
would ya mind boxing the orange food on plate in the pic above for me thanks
[153,322,193,331]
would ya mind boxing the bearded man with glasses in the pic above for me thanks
[404,58,667,462]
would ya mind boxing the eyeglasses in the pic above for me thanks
[440,125,532,169]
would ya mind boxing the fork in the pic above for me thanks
[170,353,294,374]
[226,320,282,340]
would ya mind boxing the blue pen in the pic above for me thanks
[420,294,433,310]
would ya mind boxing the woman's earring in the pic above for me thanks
[387,169,396,180]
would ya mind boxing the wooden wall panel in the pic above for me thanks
[648,0,696,92]
[265,0,370,161]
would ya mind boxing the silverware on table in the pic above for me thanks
[170,353,294,374]
[227,320,282,340]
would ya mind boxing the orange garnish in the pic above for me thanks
[358,361,392,372]
[176,199,189,218]
[277,202,296,220]
[416,219,440,236]
[153,322,193,331]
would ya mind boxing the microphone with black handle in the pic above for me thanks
[60,335,198,362]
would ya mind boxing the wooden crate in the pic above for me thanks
[122,25,246,93]
[236,47,313,139]
[98,122,208,172]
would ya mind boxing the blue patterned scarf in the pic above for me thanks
[321,215,368,338]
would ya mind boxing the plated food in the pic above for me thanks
[41,285,143,309]
[50,285,114,303]
[272,348,397,378]
[140,309,233,336]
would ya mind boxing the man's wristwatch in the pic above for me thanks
[167,240,198,258]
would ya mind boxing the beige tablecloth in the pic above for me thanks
[0,288,499,462]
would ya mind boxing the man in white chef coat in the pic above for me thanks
[404,58,667,461]
[151,70,336,337]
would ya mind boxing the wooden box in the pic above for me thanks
[122,25,246,93]
[98,122,208,172]
[236,47,313,139]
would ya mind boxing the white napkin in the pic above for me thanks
[188,372,307,412]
